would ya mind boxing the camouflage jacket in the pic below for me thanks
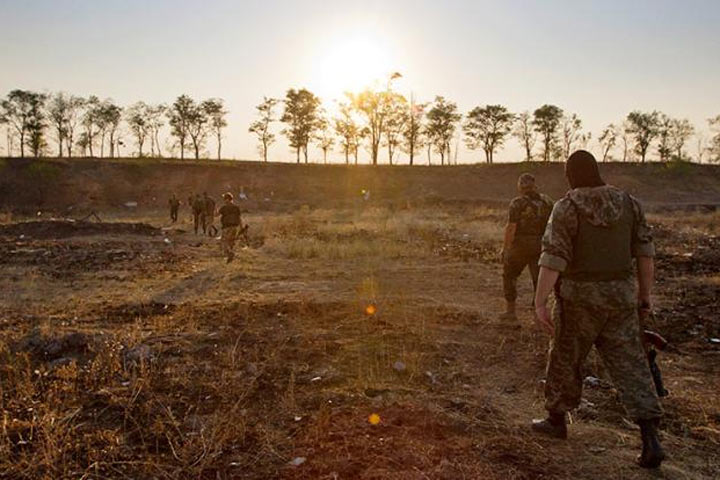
[507,192,554,237]
[539,185,655,308]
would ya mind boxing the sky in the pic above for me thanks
[1,0,719,163]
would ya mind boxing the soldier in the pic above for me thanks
[203,192,218,237]
[192,194,206,235]
[500,173,553,321]
[168,194,180,223]
[532,150,664,468]
[218,192,242,263]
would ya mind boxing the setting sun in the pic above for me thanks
[313,34,393,100]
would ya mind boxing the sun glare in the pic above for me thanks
[314,34,393,100]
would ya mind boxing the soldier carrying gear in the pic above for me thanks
[168,193,180,223]
[219,192,242,263]
[203,192,218,237]
[500,173,553,321]
[532,150,665,469]
[192,194,206,235]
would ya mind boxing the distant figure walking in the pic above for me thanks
[500,173,553,322]
[168,194,180,223]
[219,192,242,263]
[192,194,206,235]
[203,192,218,237]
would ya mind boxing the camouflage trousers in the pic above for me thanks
[502,239,541,303]
[193,212,206,234]
[221,226,239,258]
[545,298,662,421]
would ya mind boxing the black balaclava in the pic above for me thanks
[566,150,605,189]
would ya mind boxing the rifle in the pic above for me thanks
[643,329,669,398]
[239,224,250,247]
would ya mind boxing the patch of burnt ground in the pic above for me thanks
[0,237,187,278]
[652,225,720,348]
[0,219,159,239]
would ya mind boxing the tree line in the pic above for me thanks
[0,90,227,160]
[251,88,720,165]
[2,87,720,164]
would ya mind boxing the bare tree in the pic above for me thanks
[183,101,208,160]
[383,92,408,165]
[315,114,335,164]
[203,98,227,160]
[81,95,102,157]
[334,102,361,165]
[249,97,279,162]
[463,104,514,163]
[619,120,634,162]
[4,127,18,157]
[512,111,536,162]
[696,134,707,164]
[146,104,167,158]
[656,113,673,162]
[95,99,122,158]
[560,113,584,159]
[708,115,720,163]
[48,92,70,157]
[669,118,694,161]
[402,96,425,165]
[64,96,84,157]
[597,124,618,162]
[126,102,150,157]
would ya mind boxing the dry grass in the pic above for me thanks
[0,204,718,479]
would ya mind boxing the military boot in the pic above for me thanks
[499,301,517,321]
[531,412,567,439]
[637,418,665,468]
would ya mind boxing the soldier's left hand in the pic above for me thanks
[534,304,554,336]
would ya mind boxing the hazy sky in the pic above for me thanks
[1,0,719,163]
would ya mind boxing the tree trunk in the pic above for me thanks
[109,132,115,158]
[296,147,300,163]
[323,148,327,164]
[409,141,414,166]
[344,146,349,164]
[180,140,185,160]
[217,132,222,160]
[303,145,308,163]
[19,131,25,158]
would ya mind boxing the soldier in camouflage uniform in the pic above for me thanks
[532,150,665,469]
[500,173,553,321]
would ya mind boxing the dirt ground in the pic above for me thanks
[0,203,719,479]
